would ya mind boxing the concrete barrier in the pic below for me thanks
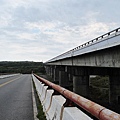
[32,74,41,97]
[32,74,44,99]
[34,78,40,94]
[37,82,44,99]
[33,74,120,120]
[32,74,94,120]
[46,95,66,120]
[62,107,93,120]
[40,86,48,103]
[42,89,54,112]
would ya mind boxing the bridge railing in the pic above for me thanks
[47,27,120,63]
[33,73,120,120]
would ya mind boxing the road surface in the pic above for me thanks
[0,74,34,120]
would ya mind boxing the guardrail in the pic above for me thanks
[33,73,120,120]
[46,27,120,63]
[0,74,20,79]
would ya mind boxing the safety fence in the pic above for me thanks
[32,73,120,120]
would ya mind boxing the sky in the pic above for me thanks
[0,0,120,62]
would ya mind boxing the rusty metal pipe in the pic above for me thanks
[33,74,120,120]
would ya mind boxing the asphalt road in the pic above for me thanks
[0,74,34,120]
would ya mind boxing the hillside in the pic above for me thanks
[0,61,45,74]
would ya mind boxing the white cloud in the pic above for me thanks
[0,0,119,62]
[25,21,58,32]
[17,33,37,40]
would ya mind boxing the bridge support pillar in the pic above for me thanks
[109,75,120,105]
[66,66,73,82]
[53,66,59,82]
[73,67,89,98]
[46,66,51,76]
[73,75,89,98]
[59,71,70,89]
[49,66,54,78]
[45,66,49,75]
[68,73,73,82]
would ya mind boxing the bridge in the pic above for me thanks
[36,27,120,119]
[45,27,120,105]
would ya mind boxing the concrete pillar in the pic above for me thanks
[66,66,73,82]
[46,66,51,76]
[49,67,52,76]
[52,66,54,78]
[59,71,70,89]
[54,67,59,82]
[45,66,50,75]
[73,75,89,98]
[109,75,120,104]
[45,66,47,74]
[68,73,73,82]
[49,66,54,78]
[73,67,89,98]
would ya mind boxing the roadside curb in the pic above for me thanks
[31,79,39,120]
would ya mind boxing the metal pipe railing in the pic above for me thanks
[33,73,120,120]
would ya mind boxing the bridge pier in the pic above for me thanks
[73,75,89,97]
[46,66,51,76]
[53,66,59,82]
[45,66,49,75]
[56,66,73,89]
[73,67,89,98]
[52,66,54,78]
[46,66,54,78]
[48,66,52,77]
[67,66,73,82]
[59,70,70,89]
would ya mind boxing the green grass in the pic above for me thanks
[89,76,109,104]
[90,76,109,88]
[36,104,46,120]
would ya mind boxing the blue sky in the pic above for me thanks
[0,0,120,62]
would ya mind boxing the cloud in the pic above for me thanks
[0,0,119,61]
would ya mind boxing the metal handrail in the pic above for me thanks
[46,27,120,63]
[33,73,120,120]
